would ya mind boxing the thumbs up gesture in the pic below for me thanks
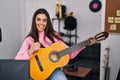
[28,39,41,56]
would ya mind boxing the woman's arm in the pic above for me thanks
[15,38,31,60]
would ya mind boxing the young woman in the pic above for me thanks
[15,8,97,80]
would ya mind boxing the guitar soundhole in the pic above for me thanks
[49,50,60,62]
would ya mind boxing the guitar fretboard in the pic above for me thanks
[57,40,90,58]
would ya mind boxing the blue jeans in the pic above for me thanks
[47,68,67,80]
[30,68,67,80]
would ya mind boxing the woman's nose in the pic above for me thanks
[40,20,44,25]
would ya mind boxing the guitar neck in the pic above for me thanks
[58,40,90,58]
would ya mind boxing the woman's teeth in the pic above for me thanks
[40,26,43,29]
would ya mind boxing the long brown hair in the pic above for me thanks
[27,8,63,43]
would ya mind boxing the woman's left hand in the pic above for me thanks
[89,37,97,45]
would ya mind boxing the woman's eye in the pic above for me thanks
[37,18,41,21]
[43,19,47,22]
[36,18,47,22]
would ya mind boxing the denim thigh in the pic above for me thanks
[47,68,67,80]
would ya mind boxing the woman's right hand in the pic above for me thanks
[28,39,41,56]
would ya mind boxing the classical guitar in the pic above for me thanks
[30,31,109,80]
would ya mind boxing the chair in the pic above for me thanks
[67,43,101,80]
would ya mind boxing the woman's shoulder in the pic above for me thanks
[23,36,33,44]
[25,36,33,40]
[54,31,60,35]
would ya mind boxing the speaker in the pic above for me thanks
[64,16,77,31]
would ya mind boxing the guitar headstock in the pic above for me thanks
[94,31,109,41]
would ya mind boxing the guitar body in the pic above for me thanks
[30,42,70,80]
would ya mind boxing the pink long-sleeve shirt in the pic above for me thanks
[15,31,85,60]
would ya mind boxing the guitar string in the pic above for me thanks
[57,40,90,58]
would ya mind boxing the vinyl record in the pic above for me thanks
[89,0,102,12]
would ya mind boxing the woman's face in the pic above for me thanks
[35,13,47,32]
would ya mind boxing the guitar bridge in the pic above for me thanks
[35,55,44,72]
